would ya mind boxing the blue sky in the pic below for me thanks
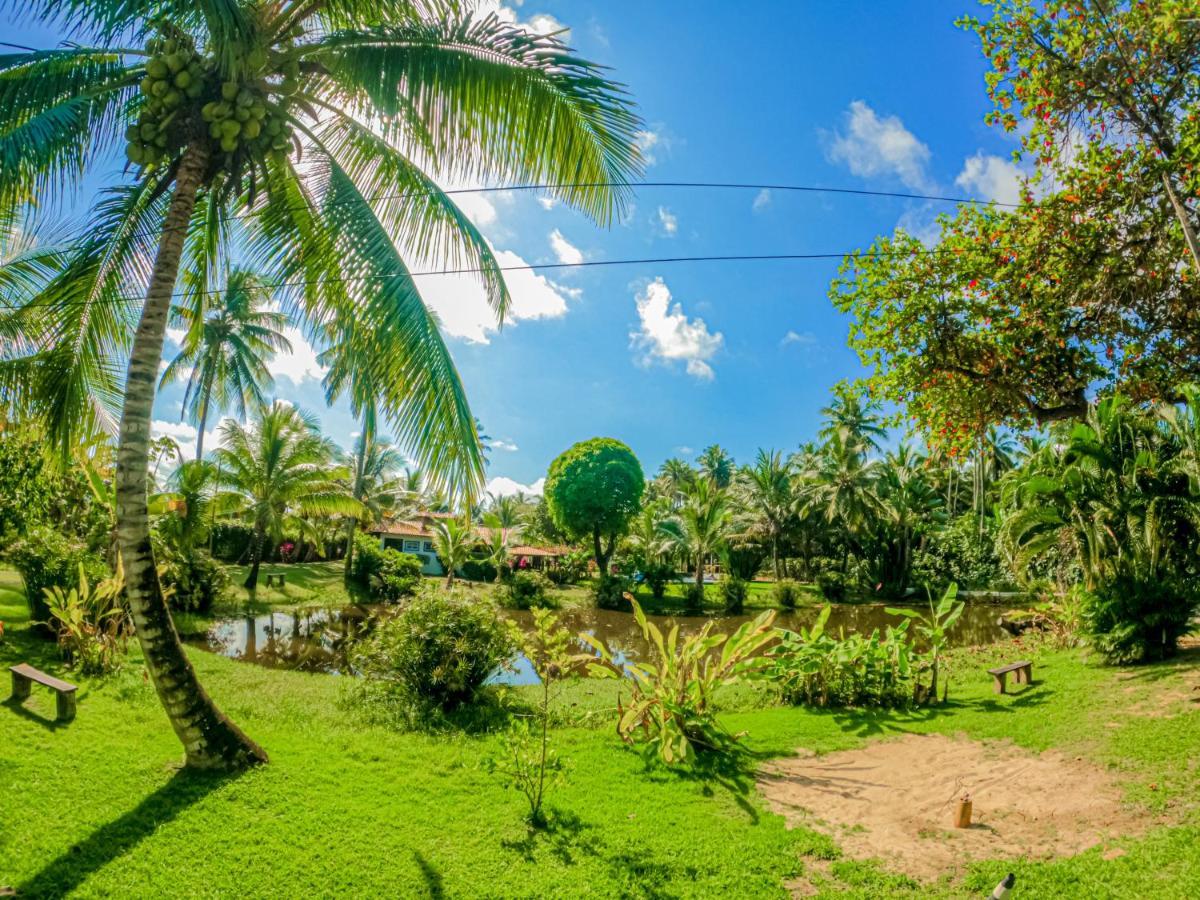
[6,1,1029,494]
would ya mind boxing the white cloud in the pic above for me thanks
[826,100,934,191]
[631,278,723,381]
[271,326,327,384]
[151,418,226,460]
[525,13,568,37]
[417,247,573,344]
[955,152,1026,206]
[675,445,694,456]
[486,475,545,497]
[656,206,678,237]
[781,330,817,347]
[752,189,772,212]
[548,229,584,266]
[896,203,944,247]
[537,196,557,210]
[634,128,668,166]
[492,439,519,452]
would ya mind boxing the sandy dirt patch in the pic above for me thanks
[759,733,1154,883]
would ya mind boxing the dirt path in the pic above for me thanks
[758,733,1156,884]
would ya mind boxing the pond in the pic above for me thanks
[185,600,1021,685]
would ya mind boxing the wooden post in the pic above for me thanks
[11,669,30,703]
[56,690,77,722]
[953,795,973,829]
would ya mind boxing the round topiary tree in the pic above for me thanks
[545,438,644,576]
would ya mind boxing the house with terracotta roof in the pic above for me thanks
[366,512,573,577]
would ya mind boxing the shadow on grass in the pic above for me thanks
[2,695,72,732]
[411,851,444,899]
[642,746,765,823]
[16,769,239,899]
[500,809,599,866]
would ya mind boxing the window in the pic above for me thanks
[423,541,435,553]
[403,539,421,553]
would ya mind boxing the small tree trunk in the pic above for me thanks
[592,526,609,576]
[244,524,266,590]
[115,141,266,770]
[1162,172,1200,270]
[342,517,357,581]
[194,392,210,461]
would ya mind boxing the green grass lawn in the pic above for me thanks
[1,566,1198,898]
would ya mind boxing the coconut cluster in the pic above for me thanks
[125,30,299,171]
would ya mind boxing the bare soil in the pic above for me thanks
[758,733,1157,884]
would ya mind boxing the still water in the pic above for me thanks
[186,600,1019,685]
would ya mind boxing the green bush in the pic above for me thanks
[591,573,631,610]
[718,576,747,614]
[495,571,556,610]
[376,551,423,602]
[683,581,707,610]
[815,570,848,601]
[772,580,803,609]
[911,514,1007,592]
[350,587,514,712]
[639,562,673,600]
[7,526,109,635]
[209,522,256,562]
[1082,576,1199,664]
[154,539,228,613]
[461,558,499,583]
[546,550,589,586]
[349,533,421,601]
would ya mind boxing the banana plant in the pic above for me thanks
[581,596,776,765]
[887,583,964,703]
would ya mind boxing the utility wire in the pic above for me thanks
[83,179,1020,246]
[0,247,956,312]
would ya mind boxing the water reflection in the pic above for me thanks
[187,600,1017,685]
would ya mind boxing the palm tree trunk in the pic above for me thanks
[342,516,358,580]
[194,391,211,461]
[245,522,266,590]
[115,141,267,770]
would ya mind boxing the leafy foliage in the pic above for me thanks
[495,571,555,611]
[42,561,129,675]
[347,532,421,602]
[763,606,917,709]
[351,587,514,714]
[545,438,644,575]
[886,584,966,702]
[582,597,776,765]
[7,525,108,632]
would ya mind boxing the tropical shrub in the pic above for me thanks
[495,571,555,610]
[582,597,776,765]
[683,581,707,610]
[375,551,423,602]
[461,558,499,583]
[718,576,747,614]
[772,580,803,609]
[154,540,228,613]
[42,562,129,676]
[763,606,916,708]
[349,531,387,583]
[911,514,1006,593]
[886,584,965,703]
[350,588,514,712]
[591,573,631,610]
[8,526,108,634]
[209,523,256,562]
[545,550,589,586]
[638,562,674,601]
[1082,577,1199,665]
[815,569,848,601]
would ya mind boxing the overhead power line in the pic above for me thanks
[0,247,951,312]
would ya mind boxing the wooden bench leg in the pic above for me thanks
[11,671,30,703]
[1017,665,1032,685]
[56,691,76,722]
[992,673,1006,695]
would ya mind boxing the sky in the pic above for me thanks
[4,1,1030,496]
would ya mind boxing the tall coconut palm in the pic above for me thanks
[798,432,881,572]
[215,402,360,591]
[339,431,408,579]
[654,457,695,506]
[432,517,474,588]
[678,477,730,592]
[697,444,734,489]
[733,449,794,580]
[161,267,290,460]
[819,389,887,452]
[0,2,641,768]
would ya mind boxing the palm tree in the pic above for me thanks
[1,3,641,768]
[215,402,360,591]
[872,444,943,594]
[733,449,794,580]
[432,518,474,588]
[482,493,522,582]
[340,432,408,579]
[819,390,887,452]
[798,432,880,573]
[678,478,730,592]
[654,457,695,505]
[697,444,734,489]
[161,268,290,460]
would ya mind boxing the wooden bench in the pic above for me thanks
[265,573,286,589]
[10,663,77,721]
[987,660,1033,695]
